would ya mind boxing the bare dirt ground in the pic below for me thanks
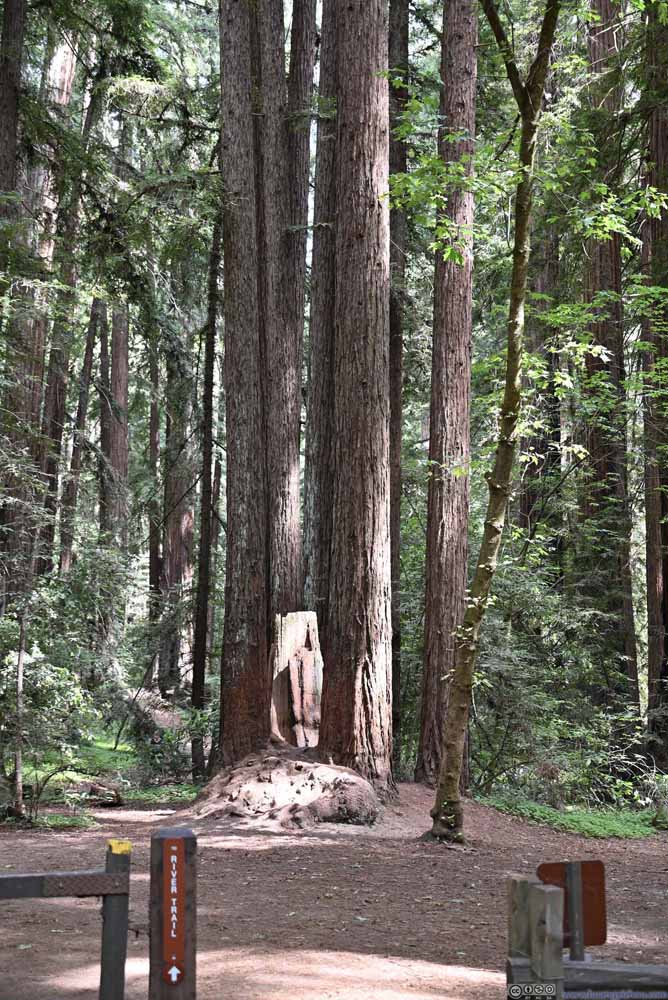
[0,783,666,1000]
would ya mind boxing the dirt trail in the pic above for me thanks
[0,784,665,999]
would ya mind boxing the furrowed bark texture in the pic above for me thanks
[0,0,26,211]
[159,319,194,695]
[318,0,394,792]
[59,297,101,574]
[644,1,668,765]
[304,0,337,641]
[218,0,270,762]
[581,0,638,707]
[192,215,222,779]
[415,0,477,788]
[252,0,310,619]
[389,0,409,770]
[431,0,560,840]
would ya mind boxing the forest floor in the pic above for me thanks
[0,783,666,1000]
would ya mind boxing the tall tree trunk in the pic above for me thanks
[0,0,26,220]
[159,321,195,696]
[580,0,639,707]
[218,0,270,763]
[318,0,394,792]
[389,0,409,772]
[518,229,561,541]
[109,304,129,549]
[98,303,112,542]
[148,338,162,678]
[304,0,337,640]
[644,0,668,766]
[192,215,222,779]
[253,0,311,619]
[415,0,477,788]
[431,0,560,841]
[35,76,104,575]
[59,297,101,574]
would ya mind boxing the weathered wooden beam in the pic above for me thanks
[99,839,131,1000]
[565,959,668,991]
[508,876,537,957]
[530,881,564,998]
[0,869,129,899]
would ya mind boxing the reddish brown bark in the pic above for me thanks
[304,0,337,640]
[431,0,560,840]
[159,322,194,696]
[192,215,222,778]
[318,0,394,792]
[218,0,270,763]
[59,297,101,574]
[389,0,409,769]
[643,1,668,765]
[0,0,26,212]
[581,0,638,707]
[415,0,477,787]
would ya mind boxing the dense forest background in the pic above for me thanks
[1,0,667,838]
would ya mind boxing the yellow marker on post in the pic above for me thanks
[108,839,132,855]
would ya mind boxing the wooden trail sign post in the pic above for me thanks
[508,865,668,999]
[0,837,131,1000]
[149,827,197,1000]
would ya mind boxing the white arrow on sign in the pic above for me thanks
[168,965,181,984]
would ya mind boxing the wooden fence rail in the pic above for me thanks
[0,838,131,1000]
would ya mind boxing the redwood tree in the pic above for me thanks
[318,0,394,792]
[415,0,477,787]
[304,0,337,636]
[431,0,560,840]
[580,0,638,707]
[218,0,270,762]
[643,0,668,765]
[389,0,409,769]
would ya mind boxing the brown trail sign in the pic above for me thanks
[149,826,197,999]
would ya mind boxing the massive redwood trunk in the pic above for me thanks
[389,0,409,769]
[580,0,638,707]
[643,1,668,766]
[415,0,477,788]
[318,0,394,792]
[218,0,270,763]
[304,0,337,642]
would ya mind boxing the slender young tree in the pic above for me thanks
[415,0,477,787]
[191,215,222,778]
[431,0,560,840]
[389,0,409,769]
[59,297,102,574]
[318,0,394,792]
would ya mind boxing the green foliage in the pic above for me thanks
[481,793,656,839]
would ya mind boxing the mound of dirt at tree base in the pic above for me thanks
[193,748,380,829]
